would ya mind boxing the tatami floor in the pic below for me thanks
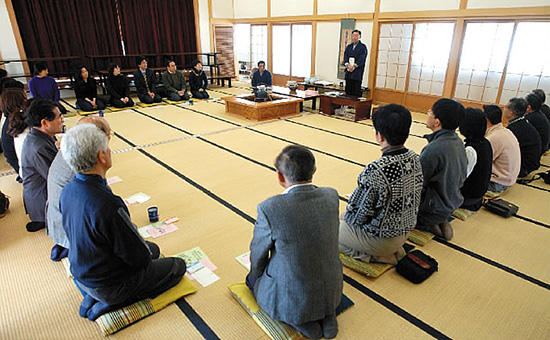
[1,81,549,339]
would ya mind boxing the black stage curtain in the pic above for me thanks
[117,0,198,68]
[12,0,123,75]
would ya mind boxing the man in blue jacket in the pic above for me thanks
[343,29,368,97]
[60,124,185,320]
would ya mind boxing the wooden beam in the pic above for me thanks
[367,0,381,99]
[212,12,374,25]
[267,23,273,72]
[459,0,468,10]
[267,0,271,18]
[311,21,316,76]
[208,0,215,52]
[378,6,550,20]
[4,0,30,76]
[193,0,202,53]
[442,19,465,98]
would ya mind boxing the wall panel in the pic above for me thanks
[467,0,548,9]
[317,0,375,15]
[271,0,314,17]
[212,0,234,18]
[380,0,460,12]
[235,0,267,19]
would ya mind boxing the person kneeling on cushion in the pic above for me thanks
[339,104,423,264]
[60,124,186,319]
[246,145,343,339]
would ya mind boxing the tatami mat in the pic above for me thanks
[1,81,549,339]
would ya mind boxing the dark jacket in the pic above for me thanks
[343,41,368,81]
[106,74,130,100]
[526,110,550,154]
[507,116,541,177]
[21,128,58,222]
[189,70,208,91]
[461,138,493,201]
[74,78,98,100]
[60,174,152,288]
[133,68,158,95]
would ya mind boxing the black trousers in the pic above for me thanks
[138,93,162,104]
[76,98,106,111]
[345,78,362,97]
[1,118,19,173]
[111,97,135,108]
[191,89,209,99]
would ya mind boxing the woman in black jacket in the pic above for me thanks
[189,60,209,99]
[106,64,134,108]
[74,66,105,111]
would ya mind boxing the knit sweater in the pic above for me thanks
[485,123,521,186]
[189,70,208,91]
[162,70,187,94]
[526,110,550,154]
[418,129,467,225]
[28,76,60,102]
[74,78,98,100]
[345,148,423,238]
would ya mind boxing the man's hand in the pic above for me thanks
[148,92,155,98]
[178,90,184,96]
[122,97,129,104]
[199,88,204,92]
[347,65,355,72]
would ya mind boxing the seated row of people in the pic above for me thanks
[26,58,211,113]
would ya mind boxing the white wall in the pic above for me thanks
[235,0,267,18]
[271,0,314,17]
[0,1,24,76]
[467,0,548,8]
[380,0,460,12]
[198,0,211,54]
[315,21,372,86]
[211,0,234,18]
[317,0,375,15]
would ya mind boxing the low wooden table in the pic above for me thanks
[298,82,370,97]
[222,94,303,121]
[319,94,372,121]
[270,86,320,111]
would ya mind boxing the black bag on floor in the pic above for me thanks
[483,198,518,218]
[396,250,438,284]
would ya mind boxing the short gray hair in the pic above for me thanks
[61,124,109,173]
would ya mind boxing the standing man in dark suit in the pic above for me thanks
[343,29,368,97]
[21,99,64,232]
[133,56,162,104]
[246,145,343,340]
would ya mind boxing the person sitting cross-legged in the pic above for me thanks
[59,124,186,319]
[339,104,423,265]
[162,60,190,102]
[246,145,342,340]
[416,98,468,240]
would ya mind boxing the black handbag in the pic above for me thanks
[396,250,438,284]
[483,198,518,218]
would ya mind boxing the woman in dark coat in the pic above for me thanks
[74,66,105,111]
[105,64,134,108]
[189,60,209,99]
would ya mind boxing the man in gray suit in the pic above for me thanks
[46,116,111,261]
[21,99,64,232]
[246,145,343,339]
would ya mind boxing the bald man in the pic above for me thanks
[46,116,112,261]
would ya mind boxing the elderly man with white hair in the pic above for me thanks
[59,124,186,320]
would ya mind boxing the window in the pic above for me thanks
[251,25,268,66]
[272,24,312,77]
[376,23,413,91]
[234,24,268,71]
[499,22,550,104]
[455,21,550,105]
[454,23,514,103]
[408,23,455,96]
